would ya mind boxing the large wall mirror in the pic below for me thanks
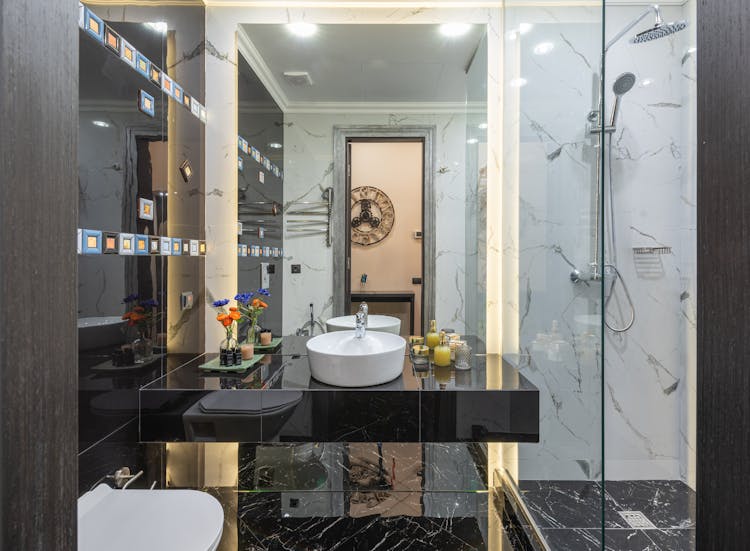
[77,7,206,477]
[236,23,488,345]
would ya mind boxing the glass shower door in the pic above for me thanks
[498,2,607,548]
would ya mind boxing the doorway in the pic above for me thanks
[346,140,423,337]
[332,126,436,336]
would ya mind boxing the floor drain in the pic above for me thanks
[618,511,657,529]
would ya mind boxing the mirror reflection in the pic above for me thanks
[236,23,488,346]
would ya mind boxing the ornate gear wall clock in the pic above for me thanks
[350,186,395,246]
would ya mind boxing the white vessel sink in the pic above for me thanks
[325,314,401,335]
[306,330,406,387]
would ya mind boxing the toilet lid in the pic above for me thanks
[79,485,224,551]
[199,390,303,414]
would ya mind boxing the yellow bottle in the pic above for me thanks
[433,332,452,367]
[425,320,440,349]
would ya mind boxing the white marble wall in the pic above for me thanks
[502,4,696,483]
[281,111,467,336]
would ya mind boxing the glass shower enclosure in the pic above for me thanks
[498,0,696,548]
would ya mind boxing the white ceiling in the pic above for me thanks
[240,24,485,104]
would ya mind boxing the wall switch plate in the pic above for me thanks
[181,291,194,310]
[259,171,265,184]
[414,230,423,239]
[412,277,422,285]
[291,264,301,274]
[260,262,271,288]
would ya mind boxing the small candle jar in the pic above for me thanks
[409,344,430,370]
[259,331,272,346]
[455,342,472,370]
[241,343,255,360]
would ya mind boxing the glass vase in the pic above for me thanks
[132,333,154,364]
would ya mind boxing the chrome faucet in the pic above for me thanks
[354,311,367,339]
[358,301,368,327]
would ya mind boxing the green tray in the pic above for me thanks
[198,354,264,373]
[253,336,282,352]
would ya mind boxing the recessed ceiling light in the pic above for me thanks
[519,23,534,35]
[641,78,654,87]
[144,21,167,34]
[268,142,283,149]
[533,42,555,55]
[92,120,110,128]
[477,123,488,130]
[467,138,479,145]
[286,22,318,37]
[439,23,472,38]
[510,77,528,88]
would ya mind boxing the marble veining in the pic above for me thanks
[516,479,695,551]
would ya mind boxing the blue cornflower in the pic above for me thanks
[122,294,139,303]
[257,288,271,297]
[212,299,230,307]
[235,292,253,305]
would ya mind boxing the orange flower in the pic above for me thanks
[258,301,268,308]
[222,317,233,327]
[134,306,145,313]
[217,313,228,321]
[229,311,241,320]
[252,298,261,307]
[229,307,238,312]
[122,312,132,320]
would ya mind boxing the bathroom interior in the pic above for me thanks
[75,0,697,549]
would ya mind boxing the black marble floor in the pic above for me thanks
[517,480,696,551]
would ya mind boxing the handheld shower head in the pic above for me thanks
[613,72,636,96]
[610,72,636,128]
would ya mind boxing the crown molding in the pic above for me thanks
[237,26,290,112]
[284,100,481,114]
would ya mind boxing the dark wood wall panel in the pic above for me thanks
[0,0,78,549]
[698,1,750,549]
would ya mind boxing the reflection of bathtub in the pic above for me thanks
[78,316,126,351]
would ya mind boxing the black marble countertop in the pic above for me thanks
[136,337,539,444]
[140,347,535,393]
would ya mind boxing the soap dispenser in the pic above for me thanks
[425,320,440,349]
[433,332,452,367]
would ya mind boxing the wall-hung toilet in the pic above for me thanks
[78,484,224,551]
[183,390,303,441]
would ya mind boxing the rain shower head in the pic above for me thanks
[610,72,636,128]
[630,19,688,44]
[605,5,689,53]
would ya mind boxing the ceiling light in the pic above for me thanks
[640,78,654,87]
[477,122,488,130]
[286,22,318,38]
[510,77,528,88]
[92,120,110,128]
[268,142,283,149]
[519,23,534,35]
[467,138,479,145]
[533,42,555,55]
[144,21,167,34]
[439,23,472,38]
